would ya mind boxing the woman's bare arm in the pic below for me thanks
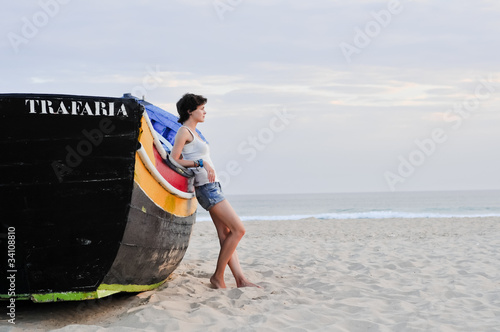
[171,127,197,168]
[171,127,216,182]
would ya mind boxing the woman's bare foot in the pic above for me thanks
[210,275,226,289]
[236,278,261,288]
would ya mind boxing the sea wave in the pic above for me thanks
[196,210,500,222]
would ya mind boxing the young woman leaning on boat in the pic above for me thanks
[171,93,259,289]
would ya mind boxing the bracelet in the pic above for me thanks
[198,159,204,168]
[193,160,199,167]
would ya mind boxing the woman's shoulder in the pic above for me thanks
[176,126,194,143]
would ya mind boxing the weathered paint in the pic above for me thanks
[0,294,30,300]
[97,280,166,293]
[31,289,120,303]
[100,182,195,286]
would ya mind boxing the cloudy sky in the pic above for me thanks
[2,0,499,195]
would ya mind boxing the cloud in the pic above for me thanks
[30,77,54,84]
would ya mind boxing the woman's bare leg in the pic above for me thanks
[208,199,257,288]
[208,200,244,288]
[211,208,259,287]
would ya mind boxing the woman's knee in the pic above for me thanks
[234,225,245,239]
[210,200,245,237]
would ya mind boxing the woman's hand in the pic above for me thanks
[204,161,216,182]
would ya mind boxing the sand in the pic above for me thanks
[4,217,500,332]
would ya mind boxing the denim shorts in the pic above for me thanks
[195,182,225,211]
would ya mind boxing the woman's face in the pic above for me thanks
[190,104,206,122]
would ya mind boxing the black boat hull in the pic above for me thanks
[0,94,197,302]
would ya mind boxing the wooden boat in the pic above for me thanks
[0,93,198,302]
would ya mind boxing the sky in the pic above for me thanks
[2,0,500,195]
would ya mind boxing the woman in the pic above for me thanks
[171,93,258,289]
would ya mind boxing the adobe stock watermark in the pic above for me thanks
[213,0,243,21]
[7,0,72,54]
[217,106,296,187]
[6,227,16,325]
[384,75,497,191]
[51,118,115,182]
[339,0,410,63]
[131,65,163,100]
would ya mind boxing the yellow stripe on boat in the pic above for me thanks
[139,115,156,162]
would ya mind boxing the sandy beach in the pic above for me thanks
[5,217,500,332]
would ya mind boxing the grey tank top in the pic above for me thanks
[180,126,219,186]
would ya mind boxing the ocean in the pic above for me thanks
[196,190,500,222]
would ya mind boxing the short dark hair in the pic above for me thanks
[176,93,207,124]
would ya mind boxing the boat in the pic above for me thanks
[0,93,200,302]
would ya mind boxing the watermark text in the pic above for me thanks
[6,227,16,324]
[7,0,72,54]
[384,75,496,191]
